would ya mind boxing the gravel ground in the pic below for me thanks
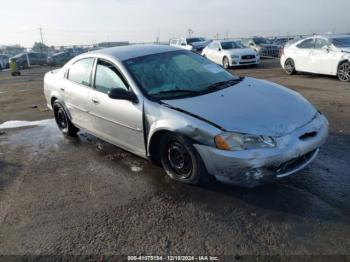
[0,61,350,260]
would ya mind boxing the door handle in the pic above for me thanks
[91,98,100,104]
[60,87,65,91]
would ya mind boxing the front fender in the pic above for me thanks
[144,101,221,154]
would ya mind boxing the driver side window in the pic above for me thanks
[212,42,220,50]
[314,38,329,49]
[297,39,315,49]
[94,59,128,94]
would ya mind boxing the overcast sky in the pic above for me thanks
[1,0,349,47]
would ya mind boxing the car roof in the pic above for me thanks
[186,37,205,39]
[319,34,350,39]
[89,44,180,61]
[53,51,68,56]
[218,39,239,43]
[303,34,350,40]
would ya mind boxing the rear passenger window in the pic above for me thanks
[68,58,94,86]
[297,39,315,49]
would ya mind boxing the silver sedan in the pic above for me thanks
[44,45,329,187]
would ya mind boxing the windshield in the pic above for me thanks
[124,50,239,99]
[187,38,205,44]
[331,37,350,48]
[253,38,271,45]
[221,41,243,50]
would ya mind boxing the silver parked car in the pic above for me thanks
[44,45,329,187]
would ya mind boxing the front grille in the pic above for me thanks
[242,55,255,60]
[268,149,317,175]
[240,61,255,65]
[260,47,279,57]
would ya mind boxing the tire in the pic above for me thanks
[223,56,230,69]
[159,133,209,185]
[337,61,350,82]
[53,101,79,136]
[284,58,296,75]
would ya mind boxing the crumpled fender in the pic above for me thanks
[143,100,221,155]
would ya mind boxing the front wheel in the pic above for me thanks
[53,101,79,136]
[159,133,208,185]
[223,56,230,69]
[284,58,296,75]
[337,62,350,82]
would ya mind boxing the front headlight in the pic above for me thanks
[230,55,239,59]
[214,132,276,151]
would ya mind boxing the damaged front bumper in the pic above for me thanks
[194,114,329,188]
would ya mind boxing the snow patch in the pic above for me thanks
[0,119,53,129]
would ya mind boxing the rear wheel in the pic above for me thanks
[223,56,230,69]
[337,62,350,82]
[284,58,296,75]
[159,133,208,185]
[53,101,79,136]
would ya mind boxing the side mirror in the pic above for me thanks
[218,48,222,51]
[108,88,138,103]
[181,43,186,46]
[249,43,254,46]
[323,45,331,52]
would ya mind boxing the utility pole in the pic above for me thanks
[155,29,160,44]
[39,26,44,54]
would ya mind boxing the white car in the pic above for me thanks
[281,35,350,82]
[202,40,260,69]
[169,37,210,53]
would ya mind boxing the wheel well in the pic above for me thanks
[148,130,198,165]
[148,130,172,165]
[285,57,294,63]
[51,97,57,107]
[338,60,349,69]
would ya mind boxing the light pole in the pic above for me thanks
[188,28,193,37]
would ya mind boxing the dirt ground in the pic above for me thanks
[0,61,350,260]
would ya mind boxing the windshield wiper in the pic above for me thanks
[206,78,243,91]
[152,89,200,96]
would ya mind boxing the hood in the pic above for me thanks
[162,77,317,136]
[223,48,257,56]
[260,44,279,49]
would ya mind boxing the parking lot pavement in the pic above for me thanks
[0,61,350,256]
